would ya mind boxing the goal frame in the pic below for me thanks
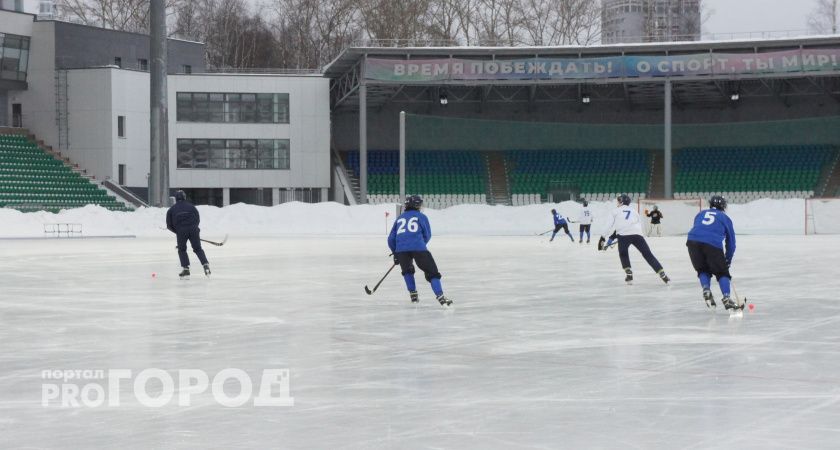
[805,197,840,235]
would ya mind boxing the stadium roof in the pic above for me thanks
[325,36,840,110]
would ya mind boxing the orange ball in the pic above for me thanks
[748,303,755,311]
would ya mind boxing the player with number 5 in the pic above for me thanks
[388,195,451,306]
[687,195,737,310]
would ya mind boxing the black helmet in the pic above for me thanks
[617,194,632,206]
[582,200,589,207]
[551,209,557,214]
[404,195,423,210]
[174,190,187,201]
[710,195,727,211]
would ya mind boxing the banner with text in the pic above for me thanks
[365,48,840,82]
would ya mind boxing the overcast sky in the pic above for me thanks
[703,0,813,35]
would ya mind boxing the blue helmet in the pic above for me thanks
[710,195,727,211]
[617,194,632,206]
[174,190,187,201]
[404,195,423,210]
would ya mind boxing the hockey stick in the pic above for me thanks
[365,263,397,295]
[536,229,554,236]
[201,234,228,247]
[731,280,748,310]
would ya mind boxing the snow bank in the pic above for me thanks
[0,199,836,238]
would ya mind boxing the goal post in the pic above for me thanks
[636,198,703,236]
[805,197,840,235]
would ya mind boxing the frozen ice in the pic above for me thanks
[1,234,839,449]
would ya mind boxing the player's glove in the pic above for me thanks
[597,236,606,251]
[393,254,399,265]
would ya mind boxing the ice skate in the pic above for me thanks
[658,270,670,284]
[179,267,190,280]
[409,291,419,303]
[624,268,633,285]
[703,289,716,309]
[722,295,737,310]
[436,294,452,306]
[203,263,211,277]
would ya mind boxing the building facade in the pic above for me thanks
[2,12,332,206]
[602,0,701,44]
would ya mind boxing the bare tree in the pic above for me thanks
[474,0,524,46]
[57,0,177,32]
[357,0,432,43]
[808,0,839,34]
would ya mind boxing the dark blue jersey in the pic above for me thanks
[552,211,568,226]
[388,209,432,253]
[687,208,736,263]
[166,199,201,233]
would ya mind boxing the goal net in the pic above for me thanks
[806,198,840,235]
[637,198,703,236]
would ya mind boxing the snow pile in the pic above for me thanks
[0,198,836,238]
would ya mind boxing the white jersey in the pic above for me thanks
[602,205,644,237]
[578,206,593,225]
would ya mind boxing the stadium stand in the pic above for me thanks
[506,149,650,205]
[343,150,487,208]
[0,133,131,212]
[673,145,838,204]
[341,145,839,207]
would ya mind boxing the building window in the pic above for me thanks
[114,57,122,68]
[118,116,126,138]
[181,65,192,74]
[176,139,290,170]
[176,92,290,124]
[0,33,30,82]
[137,59,148,71]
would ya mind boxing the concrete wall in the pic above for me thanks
[53,21,205,73]
[9,20,55,144]
[169,74,331,190]
[64,68,149,185]
[0,9,34,36]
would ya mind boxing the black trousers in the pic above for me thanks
[396,251,442,282]
[617,234,663,272]
[687,240,731,280]
[579,224,591,233]
[177,227,209,268]
[554,223,570,233]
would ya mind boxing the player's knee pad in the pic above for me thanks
[401,265,416,276]
[714,271,732,280]
[424,272,442,282]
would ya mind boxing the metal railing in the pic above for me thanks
[204,67,322,75]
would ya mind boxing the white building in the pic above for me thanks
[2,12,332,206]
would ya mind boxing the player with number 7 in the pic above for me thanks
[598,194,671,285]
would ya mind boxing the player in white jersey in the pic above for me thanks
[598,194,670,285]
[577,199,593,244]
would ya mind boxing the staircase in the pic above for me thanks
[0,129,131,212]
[816,148,840,197]
[485,151,511,205]
[649,149,665,198]
[334,150,361,204]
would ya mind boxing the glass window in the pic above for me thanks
[175,92,290,124]
[177,139,290,170]
[118,116,126,138]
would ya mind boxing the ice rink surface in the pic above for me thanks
[2,234,840,449]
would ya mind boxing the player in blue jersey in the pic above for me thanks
[686,195,737,310]
[388,195,451,306]
[550,209,575,242]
